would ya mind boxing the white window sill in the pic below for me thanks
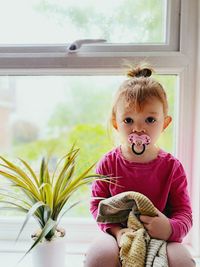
[0,216,199,267]
[0,216,100,244]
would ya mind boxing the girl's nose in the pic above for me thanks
[132,123,145,133]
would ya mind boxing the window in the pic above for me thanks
[0,0,168,45]
[0,0,199,258]
[0,74,177,219]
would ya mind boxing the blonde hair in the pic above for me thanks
[111,63,169,128]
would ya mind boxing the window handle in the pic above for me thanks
[67,39,106,52]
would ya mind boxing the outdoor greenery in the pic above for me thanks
[34,0,165,43]
[4,124,112,217]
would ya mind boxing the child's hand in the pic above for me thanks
[108,226,132,247]
[140,210,172,240]
[116,228,134,247]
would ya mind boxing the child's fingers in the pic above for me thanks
[117,228,135,247]
[140,215,152,223]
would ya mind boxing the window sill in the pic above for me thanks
[0,216,99,244]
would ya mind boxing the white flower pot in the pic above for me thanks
[32,237,66,267]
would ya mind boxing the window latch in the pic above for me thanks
[67,39,106,52]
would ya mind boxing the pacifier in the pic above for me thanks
[128,133,151,155]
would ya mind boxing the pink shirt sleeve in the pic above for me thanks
[90,157,122,233]
[167,164,192,242]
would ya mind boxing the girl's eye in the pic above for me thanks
[145,117,156,124]
[124,117,133,124]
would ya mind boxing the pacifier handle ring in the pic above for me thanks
[131,144,146,155]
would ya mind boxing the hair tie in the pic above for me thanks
[135,68,152,78]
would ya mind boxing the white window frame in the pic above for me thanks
[0,0,199,258]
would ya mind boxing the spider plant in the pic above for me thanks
[0,145,104,256]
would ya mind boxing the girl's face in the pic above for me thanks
[113,97,172,150]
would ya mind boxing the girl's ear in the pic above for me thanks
[112,118,118,130]
[163,116,172,130]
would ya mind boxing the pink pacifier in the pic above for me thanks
[128,133,151,155]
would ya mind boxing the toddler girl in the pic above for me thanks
[85,64,195,267]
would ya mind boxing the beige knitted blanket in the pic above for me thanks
[97,191,168,267]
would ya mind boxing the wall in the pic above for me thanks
[190,0,200,256]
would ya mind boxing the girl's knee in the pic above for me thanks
[167,242,196,267]
[84,233,121,267]
[168,257,196,267]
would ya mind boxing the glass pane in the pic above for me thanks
[0,75,177,217]
[0,0,167,44]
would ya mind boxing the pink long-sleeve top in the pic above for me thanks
[90,147,192,243]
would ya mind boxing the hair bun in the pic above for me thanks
[135,68,152,78]
[126,65,153,78]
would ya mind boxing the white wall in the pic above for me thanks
[190,0,200,256]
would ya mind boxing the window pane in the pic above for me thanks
[0,75,177,217]
[0,0,167,44]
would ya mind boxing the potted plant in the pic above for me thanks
[0,145,104,267]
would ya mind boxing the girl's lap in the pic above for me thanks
[85,232,195,267]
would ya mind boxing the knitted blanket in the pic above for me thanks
[97,191,168,267]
